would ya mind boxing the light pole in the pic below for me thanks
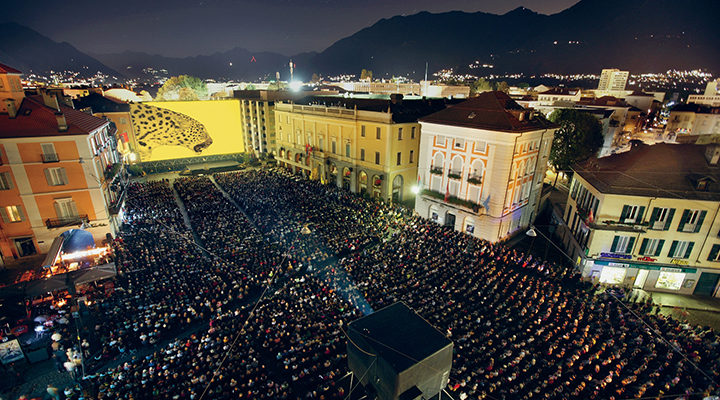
[525,227,537,254]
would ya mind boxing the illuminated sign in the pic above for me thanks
[600,252,632,259]
[636,256,656,262]
[669,259,689,266]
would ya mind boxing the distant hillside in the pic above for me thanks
[93,48,289,81]
[0,22,120,79]
[301,0,720,78]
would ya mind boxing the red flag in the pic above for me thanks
[587,209,594,223]
[444,180,450,202]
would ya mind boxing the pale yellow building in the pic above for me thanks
[559,142,720,297]
[274,95,452,202]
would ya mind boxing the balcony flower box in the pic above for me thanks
[430,167,443,175]
[467,176,482,185]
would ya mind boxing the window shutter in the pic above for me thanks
[684,242,695,259]
[668,240,678,258]
[639,239,648,255]
[54,202,63,218]
[44,168,53,185]
[664,209,675,231]
[59,168,68,185]
[611,236,619,252]
[16,206,24,221]
[708,244,720,261]
[655,240,665,257]
[677,209,690,232]
[694,210,707,233]
[626,237,636,254]
[0,208,9,223]
[70,201,79,217]
[0,172,13,190]
[637,206,645,224]
[648,207,660,226]
[620,205,630,222]
[592,199,599,218]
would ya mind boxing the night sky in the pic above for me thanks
[2,0,579,57]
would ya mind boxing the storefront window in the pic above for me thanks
[599,266,626,285]
[655,271,685,290]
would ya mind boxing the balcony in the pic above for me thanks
[45,214,88,229]
[42,153,59,163]
[589,219,647,233]
[430,166,443,175]
[448,170,462,180]
[421,189,482,213]
[104,163,121,182]
[467,175,482,185]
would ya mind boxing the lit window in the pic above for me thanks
[3,205,23,223]
[655,272,685,290]
[599,267,626,285]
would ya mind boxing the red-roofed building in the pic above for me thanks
[0,65,122,261]
[415,91,558,241]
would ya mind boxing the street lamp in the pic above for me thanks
[525,226,537,254]
[411,185,420,195]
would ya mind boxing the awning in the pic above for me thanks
[41,235,65,269]
[69,263,116,286]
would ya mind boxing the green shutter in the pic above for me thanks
[664,208,675,231]
[684,242,695,259]
[668,240,678,257]
[648,207,660,227]
[592,199,599,218]
[620,205,630,221]
[677,209,690,232]
[694,210,707,233]
[16,206,24,222]
[0,209,8,223]
[54,202,63,218]
[637,206,645,224]
[708,244,720,261]
[655,240,665,256]
[44,168,53,185]
[639,239,648,255]
[626,237,636,254]
[611,236,620,252]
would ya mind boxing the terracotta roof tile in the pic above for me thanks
[0,96,108,139]
[0,63,22,74]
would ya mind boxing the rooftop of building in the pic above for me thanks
[577,96,631,108]
[73,92,130,113]
[0,96,108,139]
[288,94,461,123]
[574,142,720,201]
[420,91,557,132]
[0,63,22,74]
[671,103,720,114]
[539,87,580,96]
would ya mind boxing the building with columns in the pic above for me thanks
[274,95,453,202]
[415,91,557,242]
[0,64,122,261]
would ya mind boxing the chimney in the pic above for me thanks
[5,99,17,119]
[40,90,60,110]
[55,111,68,132]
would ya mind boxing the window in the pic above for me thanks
[41,143,58,162]
[649,207,675,230]
[708,244,720,261]
[678,209,706,233]
[375,152,380,165]
[360,148,365,161]
[610,235,635,254]
[331,141,337,154]
[376,127,381,140]
[54,198,78,219]
[1,205,23,223]
[668,240,694,259]
[639,238,665,256]
[454,139,465,149]
[599,267,626,285]
[45,167,68,186]
[398,128,403,141]
[620,205,644,224]
[655,272,685,290]
[409,150,414,164]
[0,172,13,190]
[345,143,351,157]
[361,125,366,137]
[318,137,324,151]
[526,159,534,175]
[411,127,416,139]
[396,152,402,166]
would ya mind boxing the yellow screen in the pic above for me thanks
[130,100,244,162]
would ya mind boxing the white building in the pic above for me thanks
[688,79,720,107]
[415,91,557,242]
[598,69,629,91]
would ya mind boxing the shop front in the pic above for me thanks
[582,256,716,296]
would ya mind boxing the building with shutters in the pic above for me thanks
[558,142,720,297]
[415,91,557,241]
[274,94,454,203]
[0,64,122,262]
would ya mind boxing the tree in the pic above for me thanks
[495,81,510,93]
[245,84,256,90]
[360,69,373,81]
[156,75,208,101]
[548,109,604,173]
[470,78,493,96]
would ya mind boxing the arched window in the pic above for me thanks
[392,175,404,202]
[433,152,444,169]
[358,171,368,193]
[451,156,463,176]
[470,159,484,182]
